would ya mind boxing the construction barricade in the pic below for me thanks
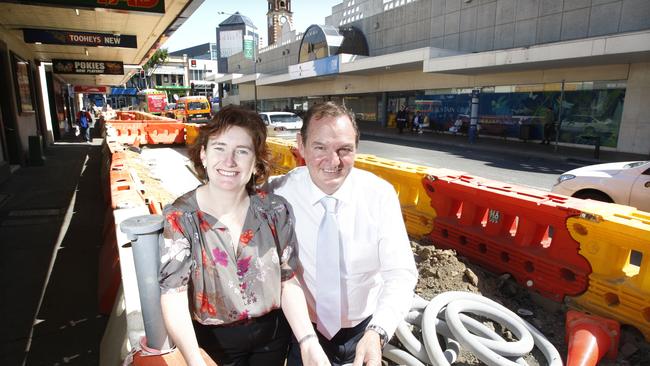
[422,172,591,302]
[266,137,305,175]
[184,123,201,145]
[354,155,437,239]
[565,201,650,341]
[144,122,185,145]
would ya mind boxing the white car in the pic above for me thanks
[259,112,303,138]
[551,161,650,212]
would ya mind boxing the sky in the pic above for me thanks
[163,0,342,52]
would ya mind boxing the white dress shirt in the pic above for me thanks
[269,167,417,338]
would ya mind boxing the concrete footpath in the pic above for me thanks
[0,127,646,365]
[0,137,107,365]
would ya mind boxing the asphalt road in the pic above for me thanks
[357,137,583,191]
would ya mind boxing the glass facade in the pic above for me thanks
[342,95,378,122]
[411,81,626,147]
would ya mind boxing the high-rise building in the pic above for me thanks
[267,0,293,46]
[215,12,258,73]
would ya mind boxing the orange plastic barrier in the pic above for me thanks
[109,122,147,145]
[98,208,121,315]
[144,122,185,144]
[423,173,591,302]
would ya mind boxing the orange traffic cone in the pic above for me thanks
[565,310,620,366]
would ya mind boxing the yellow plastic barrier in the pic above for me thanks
[266,138,303,175]
[185,123,201,145]
[566,201,650,341]
[348,155,441,239]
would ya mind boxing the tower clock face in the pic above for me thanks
[279,15,287,24]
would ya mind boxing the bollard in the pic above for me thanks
[593,135,600,160]
[120,214,173,352]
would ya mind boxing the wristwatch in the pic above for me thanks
[365,324,388,348]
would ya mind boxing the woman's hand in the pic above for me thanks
[300,336,331,366]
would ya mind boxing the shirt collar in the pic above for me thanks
[303,167,356,209]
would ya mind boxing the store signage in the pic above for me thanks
[289,55,339,80]
[52,59,124,75]
[243,35,254,60]
[6,0,165,14]
[73,85,108,93]
[23,29,137,48]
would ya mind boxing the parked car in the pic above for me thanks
[259,112,303,138]
[551,161,650,212]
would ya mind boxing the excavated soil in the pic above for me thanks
[397,239,649,366]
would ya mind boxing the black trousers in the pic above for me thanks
[287,316,372,366]
[193,309,290,366]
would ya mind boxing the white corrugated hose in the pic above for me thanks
[386,291,563,366]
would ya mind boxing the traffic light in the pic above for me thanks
[139,69,145,79]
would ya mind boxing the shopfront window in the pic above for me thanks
[343,95,378,122]
[413,81,625,147]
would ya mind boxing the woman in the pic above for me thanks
[159,106,329,366]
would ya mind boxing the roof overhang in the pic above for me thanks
[256,48,461,86]
[211,73,243,83]
[232,73,261,85]
[0,0,203,86]
[424,30,650,75]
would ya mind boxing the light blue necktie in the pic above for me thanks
[316,196,341,339]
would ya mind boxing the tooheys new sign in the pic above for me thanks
[23,29,137,48]
[52,59,124,75]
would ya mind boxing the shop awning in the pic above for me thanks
[110,87,138,95]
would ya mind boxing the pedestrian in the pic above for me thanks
[159,106,329,366]
[269,102,418,366]
[413,111,423,134]
[396,105,407,134]
[541,106,556,145]
[76,108,92,142]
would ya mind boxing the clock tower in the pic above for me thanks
[267,0,292,45]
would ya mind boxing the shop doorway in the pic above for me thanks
[0,40,21,164]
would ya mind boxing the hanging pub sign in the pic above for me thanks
[73,85,108,93]
[5,0,165,14]
[23,29,137,48]
[52,59,124,75]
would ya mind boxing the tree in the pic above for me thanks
[141,48,168,89]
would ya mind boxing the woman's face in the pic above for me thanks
[200,126,256,193]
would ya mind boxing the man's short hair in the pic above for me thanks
[301,102,359,145]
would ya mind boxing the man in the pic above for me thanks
[269,102,417,366]
[76,108,93,142]
[395,105,407,134]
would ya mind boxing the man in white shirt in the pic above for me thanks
[269,102,417,366]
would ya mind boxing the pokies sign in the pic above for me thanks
[24,29,137,48]
[53,59,124,75]
[6,0,165,14]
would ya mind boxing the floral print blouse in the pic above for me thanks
[159,189,298,325]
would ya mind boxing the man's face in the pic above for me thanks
[298,114,357,195]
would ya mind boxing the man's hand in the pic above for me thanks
[352,331,382,366]
[300,337,331,366]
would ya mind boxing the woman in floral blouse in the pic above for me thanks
[159,106,329,366]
